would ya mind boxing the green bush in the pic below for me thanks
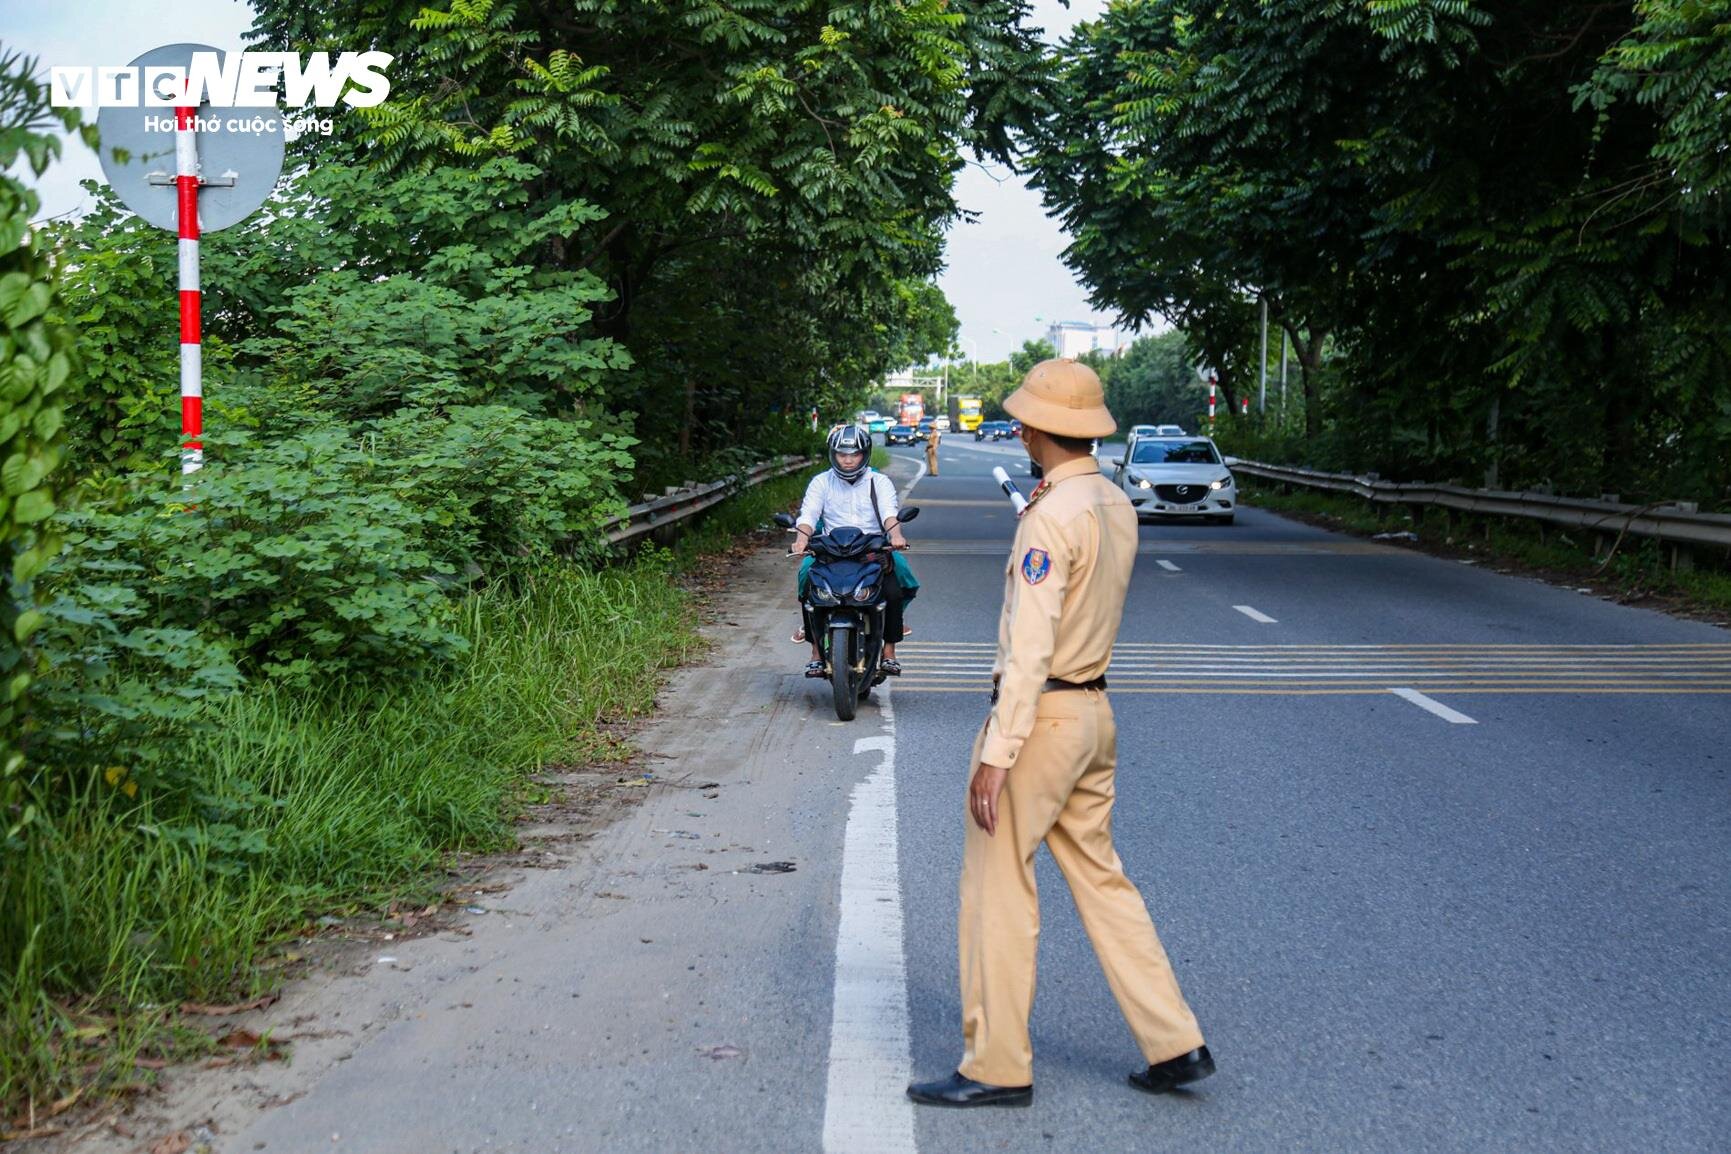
[2,52,90,846]
[60,427,465,687]
[368,405,636,567]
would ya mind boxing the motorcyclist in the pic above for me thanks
[791,424,910,678]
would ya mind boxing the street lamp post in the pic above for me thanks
[958,335,979,383]
[1259,295,1268,416]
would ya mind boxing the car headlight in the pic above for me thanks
[1210,474,1235,490]
[853,579,878,601]
[810,578,840,605]
[1127,471,1152,489]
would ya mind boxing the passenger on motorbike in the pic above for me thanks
[790,424,912,679]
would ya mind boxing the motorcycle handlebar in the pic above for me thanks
[786,543,910,558]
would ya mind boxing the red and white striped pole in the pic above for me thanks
[175,97,203,475]
[1208,378,1217,429]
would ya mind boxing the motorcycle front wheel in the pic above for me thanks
[829,623,858,721]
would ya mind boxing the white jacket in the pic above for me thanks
[797,469,900,535]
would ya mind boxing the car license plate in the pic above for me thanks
[1173,503,1199,512]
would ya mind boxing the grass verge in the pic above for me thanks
[1239,480,1731,620]
[0,475,806,1128]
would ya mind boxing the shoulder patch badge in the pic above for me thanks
[1021,547,1051,585]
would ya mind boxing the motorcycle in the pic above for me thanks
[773,507,920,720]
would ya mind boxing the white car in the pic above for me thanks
[1111,436,1236,524]
[933,415,951,431]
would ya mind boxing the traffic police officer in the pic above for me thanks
[925,422,942,476]
[908,359,1214,1108]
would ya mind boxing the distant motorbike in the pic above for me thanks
[774,508,920,720]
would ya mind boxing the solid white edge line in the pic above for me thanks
[1156,560,1181,572]
[900,457,928,500]
[1234,605,1278,623]
[1389,688,1478,724]
[823,691,916,1154]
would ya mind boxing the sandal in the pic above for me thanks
[792,628,807,643]
[804,660,828,679]
[879,659,902,677]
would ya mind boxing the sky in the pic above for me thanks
[8,0,1118,363]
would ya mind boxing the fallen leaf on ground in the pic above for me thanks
[216,1027,264,1049]
[0,1127,64,1142]
[181,993,279,1016]
[45,1086,83,1117]
[149,1131,191,1154]
[696,1043,744,1060]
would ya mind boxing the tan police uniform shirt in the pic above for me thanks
[979,455,1138,769]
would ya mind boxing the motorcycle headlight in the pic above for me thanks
[811,578,840,605]
[1210,474,1235,490]
[853,579,878,601]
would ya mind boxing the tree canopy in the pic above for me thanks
[238,0,1047,471]
[1028,1,1731,502]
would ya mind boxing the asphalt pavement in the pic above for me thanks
[889,437,1731,1153]
[217,437,1729,1154]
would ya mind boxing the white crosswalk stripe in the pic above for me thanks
[890,643,1731,696]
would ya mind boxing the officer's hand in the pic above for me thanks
[969,763,1009,836]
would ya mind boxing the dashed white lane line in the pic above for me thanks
[1234,605,1278,623]
[822,694,915,1154]
[1389,688,1478,724]
[1156,560,1181,572]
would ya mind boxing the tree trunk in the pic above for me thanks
[1288,325,1327,439]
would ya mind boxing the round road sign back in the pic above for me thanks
[96,43,286,233]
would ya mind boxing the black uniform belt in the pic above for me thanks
[1045,676,1107,693]
[990,676,1107,704]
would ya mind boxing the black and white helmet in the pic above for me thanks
[827,424,872,483]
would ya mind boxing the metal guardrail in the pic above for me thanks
[603,455,812,545]
[1225,458,1731,552]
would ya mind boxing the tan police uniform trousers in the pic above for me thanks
[957,457,1203,1087]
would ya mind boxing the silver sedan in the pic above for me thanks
[1110,436,1237,524]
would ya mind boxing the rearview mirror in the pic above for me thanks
[898,507,921,523]
[772,512,796,529]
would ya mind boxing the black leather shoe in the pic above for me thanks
[1129,1046,1215,1095]
[907,1071,1033,1108]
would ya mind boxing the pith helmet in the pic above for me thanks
[1003,358,1117,439]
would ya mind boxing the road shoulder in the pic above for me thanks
[44,516,867,1152]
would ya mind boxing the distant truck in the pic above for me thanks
[897,392,925,426]
[950,394,983,432]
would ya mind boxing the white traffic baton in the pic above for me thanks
[991,466,1029,514]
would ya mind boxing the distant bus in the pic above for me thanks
[954,395,983,432]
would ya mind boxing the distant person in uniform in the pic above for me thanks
[907,359,1213,1108]
[925,423,942,476]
